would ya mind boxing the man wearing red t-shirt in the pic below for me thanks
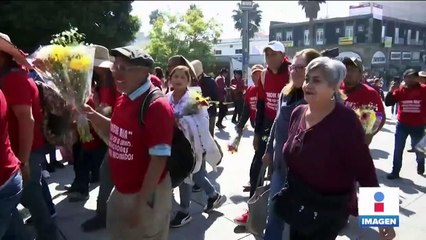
[215,68,229,129]
[0,33,59,240]
[0,89,30,239]
[342,57,386,145]
[231,69,246,124]
[236,64,264,131]
[235,41,290,224]
[84,46,174,240]
[385,69,426,179]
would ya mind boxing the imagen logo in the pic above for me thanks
[358,187,399,227]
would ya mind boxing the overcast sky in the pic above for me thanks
[132,1,362,39]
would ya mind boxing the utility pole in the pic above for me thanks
[240,0,254,84]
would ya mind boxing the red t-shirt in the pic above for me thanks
[109,86,174,194]
[0,90,20,186]
[244,86,258,122]
[98,86,117,108]
[82,97,104,150]
[258,69,289,120]
[1,69,45,153]
[215,75,227,102]
[342,83,385,115]
[392,84,426,126]
[231,78,246,92]
[149,75,163,89]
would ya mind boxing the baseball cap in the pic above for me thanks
[263,41,285,53]
[418,71,426,77]
[342,57,364,72]
[402,68,419,79]
[110,46,154,68]
[251,64,264,74]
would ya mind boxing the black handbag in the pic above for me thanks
[272,173,349,235]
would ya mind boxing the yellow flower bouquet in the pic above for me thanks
[180,90,210,116]
[353,104,383,135]
[32,44,96,142]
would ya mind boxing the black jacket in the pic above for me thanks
[199,73,219,116]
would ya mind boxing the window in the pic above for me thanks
[336,28,340,34]
[275,32,282,41]
[394,27,399,44]
[416,30,420,43]
[358,25,364,32]
[381,26,386,40]
[390,52,401,60]
[304,29,310,46]
[345,26,354,37]
[214,50,222,55]
[407,29,412,45]
[316,28,324,45]
[402,52,412,60]
[285,31,293,41]
[235,49,243,54]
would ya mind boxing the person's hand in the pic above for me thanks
[262,153,272,165]
[378,227,396,240]
[21,164,30,184]
[389,81,399,92]
[253,134,260,151]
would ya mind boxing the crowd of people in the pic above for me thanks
[0,29,425,240]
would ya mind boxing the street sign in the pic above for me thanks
[240,0,254,10]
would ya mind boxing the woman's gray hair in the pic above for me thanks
[305,57,347,102]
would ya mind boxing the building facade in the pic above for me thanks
[269,13,426,80]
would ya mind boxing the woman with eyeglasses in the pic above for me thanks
[274,57,396,240]
[262,48,320,240]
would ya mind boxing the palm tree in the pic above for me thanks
[232,2,262,39]
[298,0,326,47]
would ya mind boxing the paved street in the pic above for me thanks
[21,106,426,240]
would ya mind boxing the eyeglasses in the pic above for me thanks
[289,65,306,71]
[110,64,144,73]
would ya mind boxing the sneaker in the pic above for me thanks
[170,211,192,228]
[417,164,425,175]
[68,192,89,202]
[386,173,400,180]
[64,185,78,194]
[204,194,227,213]
[81,213,106,232]
[407,148,416,153]
[216,123,226,129]
[42,170,51,179]
[25,211,57,225]
[192,185,201,192]
[234,210,249,226]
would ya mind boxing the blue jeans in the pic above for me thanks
[179,160,217,212]
[264,170,286,240]
[0,171,29,240]
[21,151,59,240]
[392,122,425,174]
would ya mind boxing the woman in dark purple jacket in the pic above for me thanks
[279,57,396,240]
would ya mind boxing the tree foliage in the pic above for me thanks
[298,0,326,19]
[146,5,222,72]
[0,1,140,53]
[298,0,326,47]
[149,9,164,25]
[232,2,263,39]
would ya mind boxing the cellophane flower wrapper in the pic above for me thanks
[228,132,242,154]
[32,45,95,143]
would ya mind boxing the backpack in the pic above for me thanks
[35,80,73,146]
[140,87,196,188]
